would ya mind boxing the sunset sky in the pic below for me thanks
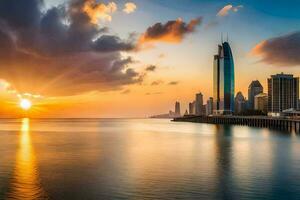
[0,0,299,118]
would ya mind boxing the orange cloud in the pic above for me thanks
[83,0,117,24]
[139,17,202,44]
[251,40,267,55]
[123,2,137,14]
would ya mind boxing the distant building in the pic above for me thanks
[206,97,213,115]
[248,80,263,110]
[195,93,204,115]
[213,41,235,115]
[184,110,189,116]
[175,101,181,116]
[268,73,299,115]
[254,93,268,114]
[235,92,246,114]
[189,101,195,115]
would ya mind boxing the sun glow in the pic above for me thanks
[20,99,32,110]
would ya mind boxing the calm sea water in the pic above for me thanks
[0,118,300,200]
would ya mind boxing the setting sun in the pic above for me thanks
[20,99,32,110]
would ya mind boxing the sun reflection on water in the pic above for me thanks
[8,118,47,200]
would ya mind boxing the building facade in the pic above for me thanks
[175,101,181,117]
[206,97,213,116]
[234,92,246,114]
[213,42,235,115]
[195,93,204,115]
[248,80,263,110]
[268,73,299,115]
[254,93,268,114]
[189,101,195,115]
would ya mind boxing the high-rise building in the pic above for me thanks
[248,80,263,110]
[268,73,299,115]
[254,93,268,114]
[189,101,195,115]
[213,41,235,115]
[175,101,181,116]
[234,92,246,114]
[206,97,213,116]
[195,93,203,115]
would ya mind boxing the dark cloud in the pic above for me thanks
[93,35,135,52]
[121,89,131,94]
[139,17,202,44]
[145,65,157,72]
[252,32,300,66]
[0,0,141,96]
[168,81,179,85]
[151,80,164,86]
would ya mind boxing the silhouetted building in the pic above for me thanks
[175,101,181,116]
[206,97,213,115]
[248,80,263,110]
[195,93,204,115]
[235,92,246,114]
[213,41,235,115]
[254,93,268,114]
[184,109,189,116]
[268,73,299,115]
[189,101,195,115]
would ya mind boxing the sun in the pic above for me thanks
[20,99,32,110]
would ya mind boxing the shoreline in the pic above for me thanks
[173,115,300,133]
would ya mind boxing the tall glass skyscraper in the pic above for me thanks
[213,42,235,115]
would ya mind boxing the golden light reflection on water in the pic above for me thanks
[8,118,47,200]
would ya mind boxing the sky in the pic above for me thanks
[0,0,299,118]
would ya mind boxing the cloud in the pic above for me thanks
[0,0,143,96]
[145,92,162,95]
[139,17,202,44]
[151,80,164,86]
[0,79,11,92]
[168,81,179,85]
[123,2,137,14]
[121,89,131,94]
[145,65,157,72]
[217,4,243,17]
[92,35,136,52]
[251,32,300,66]
[83,0,117,24]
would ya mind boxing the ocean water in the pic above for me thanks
[0,118,300,200]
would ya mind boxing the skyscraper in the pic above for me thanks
[175,101,181,116]
[268,73,299,115]
[189,101,195,115]
[195,93,204,115]
[234,92,246,114]
[213,41,235,115]
[206,97,213,116]
[254,93,268,114]
[248,80,263,110]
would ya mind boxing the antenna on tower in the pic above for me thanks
[226,33,229,42]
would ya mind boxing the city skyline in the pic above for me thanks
[0,0,300,118]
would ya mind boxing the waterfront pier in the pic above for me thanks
[173,116,300,133]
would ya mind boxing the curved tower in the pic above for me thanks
[213,42,235,115]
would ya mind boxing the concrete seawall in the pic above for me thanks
[173,115,300,133]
